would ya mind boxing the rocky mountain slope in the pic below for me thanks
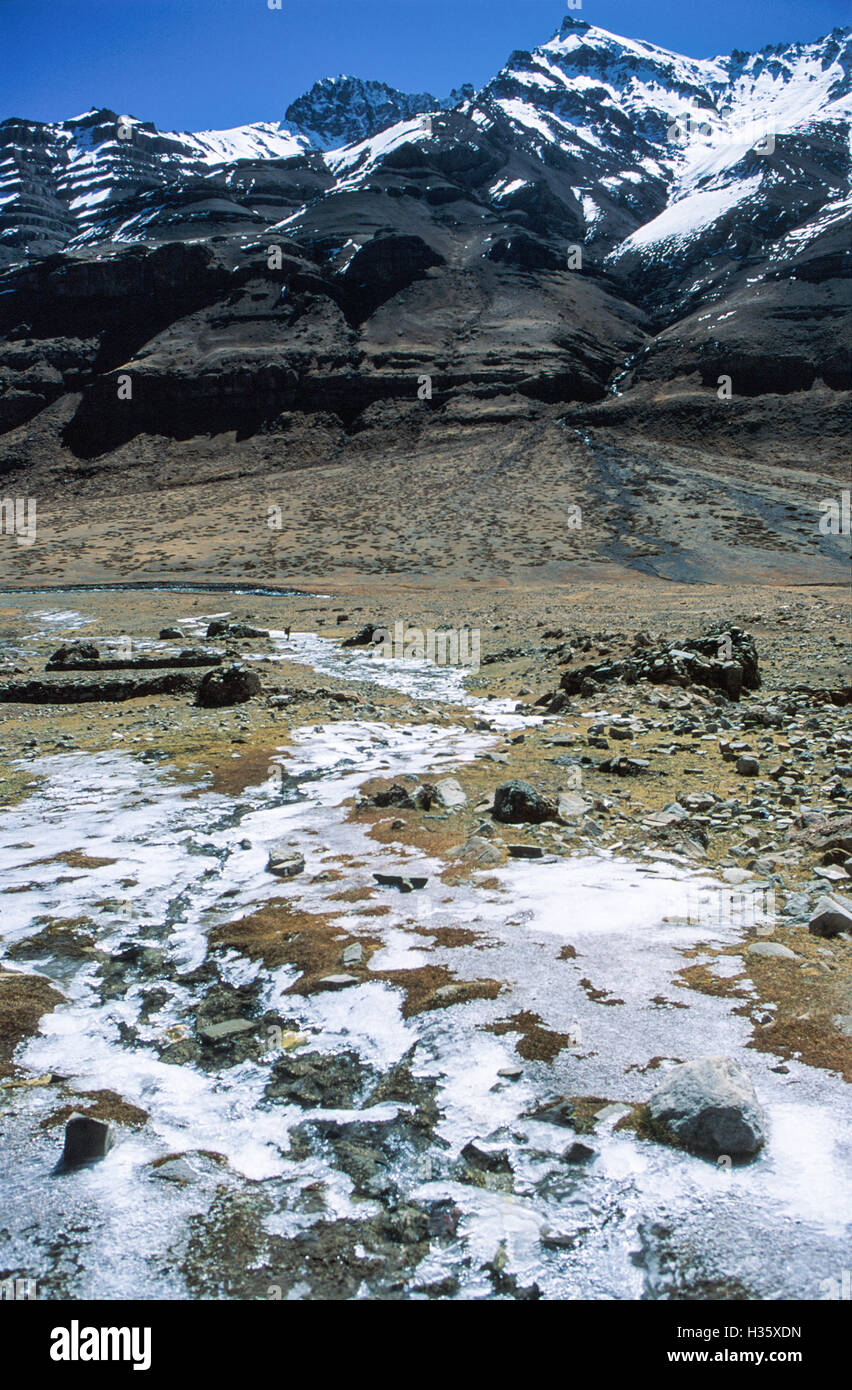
[0,16,848,586]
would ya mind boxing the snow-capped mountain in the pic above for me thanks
[1,16,848,276]
[0,14,848,463]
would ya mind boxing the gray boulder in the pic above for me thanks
[646,1055,767,1158]
[266,846,305,878]
[809,892,852,938]
[433,777,467,809]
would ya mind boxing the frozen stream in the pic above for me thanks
[0,610,849,1300]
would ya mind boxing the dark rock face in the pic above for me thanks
[342,235,444,321]
[0,673,198,703]
[46,650,221,672]
[493,779,558,824]
[196,664,261,708]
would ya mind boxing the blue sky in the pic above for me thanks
[3,0,849,130]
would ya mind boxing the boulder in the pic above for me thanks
[198,1018,256,1044]
[433,777,467,809]
[809,892,852,938]
[342,624,380,648]
[152,1157,198,1184]
[562,1141,596,1164]
[368,782,419,809]
[158,627,184,641]
[266,847,305,878]
[54,1113,114,1172]
[447,836,504,867]
[47,641,99,666]
[558,628,760,703]
[557,791,589,821]
[373,872,428,892]
[460,1139,512,1173]
[196,664,261,708]
[493,779,558,824]
[205,620,268,639]
[646,1056,767,1159]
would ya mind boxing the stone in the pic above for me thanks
[206,620,267,639]
[342,943,363,966]
[460,1139,512,1173]
[747,942,797,959]
[447,836,504,867]
[48,641,100,666]
[368,782,419,809]
[493,779,557,825]
[507,844,545,859]
[158,627,184,641]
[722,867,756,885]
[317,974,359,990]
[433,777,467,809]
[196,664,261,708]
[809,893,852,938]
[528,1096,575,1126]
[373,872,428,892]
[813,865,849,883]
[266,847,305,878]
[599,755,648,776]
[562,1141,596,1164]
[341,624,380,648]
[153,1157,198,1184]
[54,1113,114,1172]
[197,1018,255,1044]
[646,1056,767,1158]
[540,1225,582,1250]
[737,756,760,777]
[424,1198,460,1238]
[557,791,589,821]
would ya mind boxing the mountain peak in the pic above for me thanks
[558,15,591,38]
[285,75,444,149]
